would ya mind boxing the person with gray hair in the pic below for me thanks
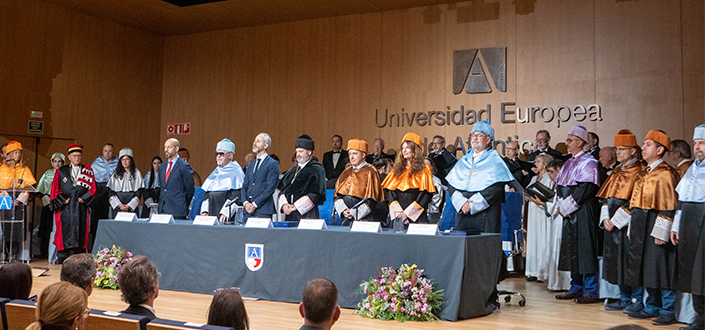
[242,133,280,220]
[158,138,195,219]
[200,138,245,222]
[60,253,97,296]
[666,139,692,179]
[118,256,160,320]
[427,135,457,186]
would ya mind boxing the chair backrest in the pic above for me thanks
[87,310,149,330]
[147,318,234,330]
[4,300,36,330]
[1,297,11,330]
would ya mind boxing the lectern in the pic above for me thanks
[1,184,37,263]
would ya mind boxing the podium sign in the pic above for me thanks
[114,212,137,222]
[245,218,273,228]
[298,219,327,230]
[350,221,382,233]
[0,197,11,210]
[149,214,175,224]
[193,215,217,226]
[407,224,441,236]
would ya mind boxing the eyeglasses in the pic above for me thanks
[216,152,226,157]
[214,287,240,294]
[535,138,549,143]
[470,133,487,139]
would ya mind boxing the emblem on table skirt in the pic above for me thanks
[245,243,264,271]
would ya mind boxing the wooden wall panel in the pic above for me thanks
[0,0,163,174]
[159,0,703,174]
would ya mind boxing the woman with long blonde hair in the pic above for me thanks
[382,133,435,225]
[25,282,89,330]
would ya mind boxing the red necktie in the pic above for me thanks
[166,161,173,183]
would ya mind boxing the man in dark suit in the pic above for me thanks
[242,133,280,220]
[322,135,349,189]
[427,135,457,186]
[158,138,195,219]
[118,256,159,320]
[587,132,601,160]
[502,141,532,188]
[528,130,568,161]
[365,138,395,163]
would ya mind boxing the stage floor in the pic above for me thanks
[23,260,686,329]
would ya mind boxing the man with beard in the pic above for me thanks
[200,139,245,222]
[670,124,705,330]
[158,138,195,219]
[334,139,386,226]
[626,130,679,325]
[553,125,601,304]
[278,135,326,221]
[242,133,280,221]
[50,144,96,264]
[596,130,644,312]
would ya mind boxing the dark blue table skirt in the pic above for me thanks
[94,220,501,321]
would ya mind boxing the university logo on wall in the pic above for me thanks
[245,243,263,271]
[453,47,506,94]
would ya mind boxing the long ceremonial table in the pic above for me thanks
[94,220,502,321]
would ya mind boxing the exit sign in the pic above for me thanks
[166,123,191,135]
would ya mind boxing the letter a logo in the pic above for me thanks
[245,243,264,271]
[453,47,506,94]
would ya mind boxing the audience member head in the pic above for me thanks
[244,152,256,167]
[470,121,494,153]
[599,147,616,168]
[299,278,340,330]
[533,154,553,175]
[0,262,32,300]
[347,139,368,167]
[115,148,136,179]
[216,139,235,167]
[587,132,599,150]
[118,256,159,307]
[642,130,670,164]
[207,289,250,330]
[27,282,88,330]
[331,135,343,152]
[431,135,445,154]
[102,143,115,161]
[614,129,638,164]
[295,135,314,165]
[60,253,97,296]
[566,125,588,156]
[5,141,23,166]
[373,138,385,156]
[546,159,564,182]
[693,124,705,163]
[394,133,424,176]
[164,138,180,161]
[67,144,84,166]
[506,141,519,159]
[51,153,66,170]
[535,130,551,151]
[666,139,692,165]
[253,133,271,156]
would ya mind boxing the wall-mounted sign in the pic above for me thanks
[166,122,191,135]
[28,120,43,134]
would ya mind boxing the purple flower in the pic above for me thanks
[379,278,385,284]
[364,285,368,293]
[365,303,370,309]
[401,307,407,313]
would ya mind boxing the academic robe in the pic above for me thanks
[382,164,435,224]
[673,159,705,295]
[36,168,56,255]
[446,149,516,235]
[427,149,457,186]
[49,164,96,251]
[626,161,679,289]
[201,161,245,218]
[595,159,643,285]
[334,162,386,226]
[277,157,326,221]
[107,169,144,218]
[0,163,36,259]
[555,152,600,275]
[502,156,532,188]
[676,159,693,179]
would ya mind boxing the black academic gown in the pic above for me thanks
[338,195,377,226]
[278,158,326,221]
[677,202,705,295]
[427,149,457,186]
[449,182,506,235]
[602,197,630,285]
[49,165,95,251]
[202,189,242,216]
[557,182,600,275]
[626,208,676,289]
[388,189,432,224]
[502,157,532,188]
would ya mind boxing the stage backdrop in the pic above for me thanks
[160,0,704,178]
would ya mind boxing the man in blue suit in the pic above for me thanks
[158,138,195,219]
[242,133,280,220]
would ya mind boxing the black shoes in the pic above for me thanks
[555,291,581,300]
[627,310,656,319]
[605,301,629,310]
[622,302,644,314]
[651,313,676,326]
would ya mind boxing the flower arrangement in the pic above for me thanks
[355,264,443,322]
[93,245,133,290]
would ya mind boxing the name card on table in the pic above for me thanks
[114,212,137,222]
[245,217,273,228]
[149,214,175,224]
[193,215,217,226]
[351,221,382,233]
[298,219,327,230]
[407,223,440,236]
